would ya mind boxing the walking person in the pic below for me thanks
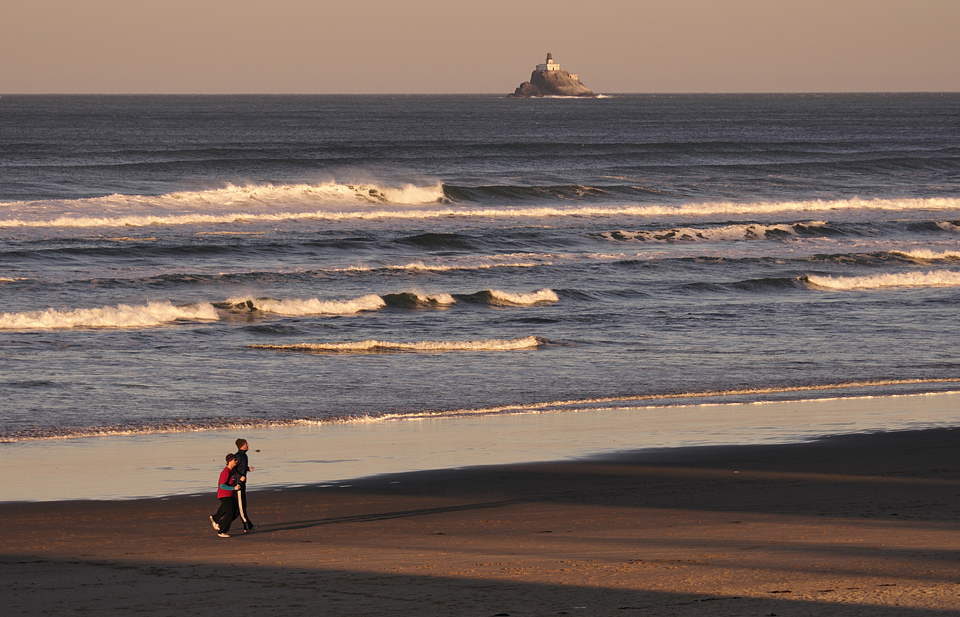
[210,453,241,538]
[234,438,259,532]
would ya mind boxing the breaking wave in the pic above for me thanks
[0,180,446,228]
[4,194,960,229]
[1,288,556,330]
[448,288,560,306]
[249,336,543,353]
[891,249,960,261]
[382,292,456,308]
[219,289,555,314]
[0,301,219,330]
[487,288,559,305]
[807,270,960,290]
[219,294,386,316]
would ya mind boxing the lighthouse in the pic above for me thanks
[536,53,561,72]
[508,52,594,97]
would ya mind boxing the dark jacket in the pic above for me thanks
[233,450,250,484]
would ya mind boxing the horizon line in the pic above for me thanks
[3,91,960,96]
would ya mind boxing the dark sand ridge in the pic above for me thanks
[3,428,960,616]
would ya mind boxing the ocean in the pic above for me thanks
[3,93,960,444]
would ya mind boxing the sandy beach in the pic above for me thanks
[3,428,960,616]
[7,391,960,503]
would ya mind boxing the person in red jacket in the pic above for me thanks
[209,453,241,538]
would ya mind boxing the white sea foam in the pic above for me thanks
[601,222,829,243]
[227,294,386,316]
[412,293,456,305]
[892,249,960,260]
[488,288,559,305]
[807,270,960,290]
[0,287,553,332]
[382,260,542,272]
[3,194,960,229]
[250,336,542,353]
[0,301,219,330]
[376,183,446,204]
[150,181,446,207]
[0,181,445,228]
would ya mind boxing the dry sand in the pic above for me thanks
[3,428,960,616]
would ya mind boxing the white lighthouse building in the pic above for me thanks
[535,53,578,81]
[536,53,561,72]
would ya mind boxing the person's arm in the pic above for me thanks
[219,468,240,491]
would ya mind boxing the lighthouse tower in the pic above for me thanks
[536,53,561,72]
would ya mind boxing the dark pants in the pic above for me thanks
[236,484,254,529]
[213,496,237,533]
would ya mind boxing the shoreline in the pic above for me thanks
[5,390,960,502]
[8,378,960,444]
[3,427,959,615]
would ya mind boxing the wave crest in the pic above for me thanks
[221,294,385,316]
[0,180,446,228]
[891,249,960,261]
[0,301,219,330]
[5,195,960,229]
[382,292,456,308]
[807,270,960,290]
[487,288,559,305]
[249,336,543,353]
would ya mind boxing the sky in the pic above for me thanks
[2,0,959,94]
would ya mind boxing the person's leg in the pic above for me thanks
[213,497,229,526]
[215,496,235,533]
[236,484,253,529]
[235,485,247,528]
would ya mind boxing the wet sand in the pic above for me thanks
[7,391,960,502]
[3,428,960,616]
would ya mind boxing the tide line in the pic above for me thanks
[6,377,960,443]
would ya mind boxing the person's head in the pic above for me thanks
[225,453,237,468]
[236,438,248,451]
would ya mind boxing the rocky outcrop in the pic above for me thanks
[508,70,594,98]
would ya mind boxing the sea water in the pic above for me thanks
[2,94,960,467]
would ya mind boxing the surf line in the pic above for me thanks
[419,377,960,418]
[6,378,959,443]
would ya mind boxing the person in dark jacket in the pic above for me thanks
[233,438,258,532]
[210,453,240,538]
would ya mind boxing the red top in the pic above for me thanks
[217,466,236,498]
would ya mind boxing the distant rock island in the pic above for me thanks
[508,53,595,98]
